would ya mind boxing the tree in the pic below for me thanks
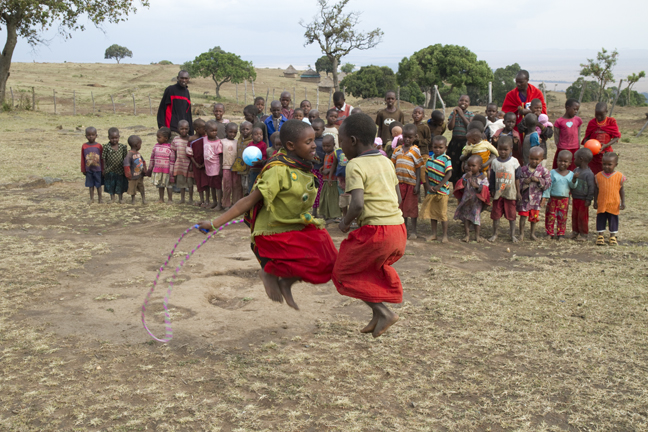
[624,71,645,106]
[104,44,132,64]
[315,56,334,76]
[340,65,397,99]
[0,0,148,104]
[186,47,256,98]
[397,44,492,107]
[340,63,355,74]
[566,77,600,103]
[579,48,619,102]
[492,63,520,105]
[301,0,383,91]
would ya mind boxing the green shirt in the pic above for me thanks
[252,164,324,239]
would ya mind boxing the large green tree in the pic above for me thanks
[104,44,132,64]
[580,48,618,102]
[301,0,383,91]
[315,56,333,76]
[186,47,256,98]
[340,65,397,99]
[623,71,646,106]
[397,44,492,107]
[0,0,148,104]
[492,63,520,105]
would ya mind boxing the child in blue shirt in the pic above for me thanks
[542,150,577,240]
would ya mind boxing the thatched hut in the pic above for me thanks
[283,65,299,78]
[318,77,334,92]
[300,68,321,83]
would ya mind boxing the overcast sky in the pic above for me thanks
[5,0,648,90]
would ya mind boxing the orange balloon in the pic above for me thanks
[584,139,601,155]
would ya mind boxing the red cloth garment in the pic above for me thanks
[490,198,516,221]
[253,224,338,285]
[518,210,540,223]
[501,84,547,127]
[453,178,491,206]
[545,197,569,236]
[581,117,621,174]
[333,224,407,304]
[572,198,589,235]
[398,183,419,218]
[190,137,210,192]
[552,148,577,171]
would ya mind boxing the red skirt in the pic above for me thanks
[192,166,222,192]
[333,224,407,303]
[253,224,338,284]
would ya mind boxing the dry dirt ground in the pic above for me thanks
[2,66,648,431]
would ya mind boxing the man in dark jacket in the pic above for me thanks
[157,70,193,134]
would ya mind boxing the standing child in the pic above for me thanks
[319,135,341,220]
[203,120,224,210]
[333,91,353,126]
[221,122,242,209]
[582,102,621,174]
[334,146,350,219]
[570,148,595,241]
[542,150,577,240]
[244,105,269,145]
[293,108,309,123]
[521,113,540,165]
[280,91,294,120]
[488,137,520,243]
[385,122,403,159]
[324,109,339,147]
[264,101,288,140]
[492,112,522,164]
[102,127,128,203]
[170,120,194,204]
[516,147,551,241]
[311,118,326,217]
[376,90,405,147]
[197,120,338,310]
[187,119,208,206]
[460,128,499,174]
[454,155,490,242]
[268,132,282,158]
[308,109,320,123]
[235,121,253,193]
[80,126,103,204]
[421,135,453,243]
[412,106,431,156]
[427,110,446,149]
[254,96,267,121]
[486,103,505,137]
[447,95,475,185]
[594,152,626,246]
[213,103,228,139]
[334,113,407,338]
[123,135,147,205]
[148,127,176,204]
[247,126,269,192]
[300,100,312,118]
[391,123,424,239]
[553,99,582,170]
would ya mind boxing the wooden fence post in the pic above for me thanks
[434,85,446,118]
[609,79,623,117]
[53,89,56,114]
[636,114,648,137]
[317,88,319,110]
[32,87,36,110]
[305,87,307,101]
[488,81,492,104]
[397,86,400,109]
[236,84,239,104]
[110,94,115,114]
[328,89,332,110]
[272,88,275,101]
[132,94,136,115]
[432,88,437,110]
[252,80,255,99]
[148,94,152,116]
[293,86,296,108]
[91,91,95,113]
[265,88,269,114]
[578,83,586,105]
[73,90,76,116]
[244,80,248,104]
[10,87,14,107]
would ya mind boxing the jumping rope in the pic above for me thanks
[141,219,244,343]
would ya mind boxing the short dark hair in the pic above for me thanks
[595,102,608,112]
[158,127,171,139]
[311,118,325,128]
[226,122,238,131]
[178,120,189,127]
[565,98,579,108]
[280,119,312,145]
[497,135,513,148]
[432,135,447,145]
[468,120,485,132]
[602,151,618,163]
[127,135,141,147]
[504,112,517,121]
[270,100,281,108]
[254,96,265,103]
[385,90,396,98]
[300,100,311,106]
[524,113,537,126]
[517,70,529,80]
[340,113,377,146]
[326,108,338,117]
[530,98,542,106]
[403,123,417,135]
[178,70,189,77]
[294,108,304,115]
[85,126,97,134]
[108,127,119,136]
[467,128,483,139]
[388,121,403,132]
[244,105,258,116]
[575,147,593,163]
[194,118,206,127]
[487,103,498,109]
[213,102,224,109]
[473,114,487,127]
[333,91,345,103]
[205,120,218,130]
[431,110,444,121]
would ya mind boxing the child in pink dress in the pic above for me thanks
[221,123,242,209]
[204,120,223,210]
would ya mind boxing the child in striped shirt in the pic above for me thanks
[170,120,194,204]
[391,124,424,239]
[421,136,453,243]
[148,127,176,204]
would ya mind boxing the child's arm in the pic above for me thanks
[593,179,598,209]
[585,173,595,206]
[413,167,421,194]
[81,146,86,174]
[99,144,105,173]
[448,111,456,131]
[169,147,176,182]
[198,189,263,232]
[339,189,363,233]
[483,154,496,170]
[601,137,619,152]
[396,184,402,204]
[190,156,202,169]
[516,179,522,201]
[330,155,338,182]
[148,148,156,175]
[620,185,625,210]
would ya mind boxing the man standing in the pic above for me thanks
[501,70,546,130]
[157,70,193,134]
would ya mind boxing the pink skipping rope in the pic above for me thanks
[141,219,244,343]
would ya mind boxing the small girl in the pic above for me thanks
[319,135,341,220]
[324,109,339,147]
[170,120,194,204]
[221,122,242,209]
[385,122,403,159]
[235,121,253,193]
[593,152,626,246]
[213,103,228,139]
[553,99,582,170]
[148,127,176,204]
[247,126,268,193]
[102,127,128,203]
[542,150,577,240]
[453,154,490,242]
[516,146,551,241]
[447,94,475,185]
[203,120,224,210]
[187,119,208,206]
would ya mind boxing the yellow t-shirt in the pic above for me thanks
[345,153,404,227]
[462,140,499,172]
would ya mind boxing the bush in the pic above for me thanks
[158,60,173,65]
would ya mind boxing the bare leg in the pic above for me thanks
[509,220,518,243]
[89,187,94,204]
[109,193,115,203]
[259,269,283,303]
[141,189,146,205]
[157,188,165,203]
[278,277,300,310]
[209,188,218,208]
[188,186,194,205]
[489,219,500,242]
[426,219,438,242]
[410,218,418,239]
[475,224,483,242]
[441,221,449,243]
[97,186,103,203]
[214,189,224,211]
[202,189,212,208]
[518,216,527,242]
[360,306,378,333]
[179,189,186,204]
[118,193,123,204]
[462,220,470,242]
[130,195,135,205]
[363,302,399,338]
[166,187,173,204]
[529,222,538,241]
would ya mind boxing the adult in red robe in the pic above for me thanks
[501,70,547,132]
[581,102,620,174]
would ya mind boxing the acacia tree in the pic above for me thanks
[301,0,383,91]
[315,56,333,76]
[0,0,148,104]
[104,44,132,64]
[340,63,355,74]
[187,47,256,98]
[340,65,397,99]
[625,71,646,106]
[580,48,619,102]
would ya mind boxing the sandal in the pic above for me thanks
[596,234,605,246]
[609,236,618,246]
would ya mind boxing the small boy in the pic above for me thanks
[333,91,353,126]
[485,103,504,137]
[247,126,268,192]
[421,135,453,243]
[187,120,209,206]
[123,135,147,205]
[351,107,363,115]
[308,109,320,123]
[221,122,241,209]
[334,113,407,338]
[268,132,282,158]
[593,152,626,246]
[516,147,551,241]
[543,150,577,240]
[460,128,498,173]
[391,123,424,239]
[149,127,176,204]
[300,100,311,117]
[188,118,206,143]
[492,112,522,164]
[213,103,228,139]
[376,90,405,146]
[102,127,128,204]
[280,91,294,120]
[324,108,339,147]
[521,113,540,165]
[570,148,595,241]
[203,120,223,210]
[80,126,103,204]
[170,119,194,204]
[293,108,309,123]
[320,134,341,220]
[235,121,253,192]
[264,101,287,140]
[581,102,621,174]
[254,96,266,120]
[412,106,431,156]
[427,110,446,148]
[334,146,350,220]
[244,105,269,145]
[447,95,475,185]
[311,118,326,218]
[488,136,520,243]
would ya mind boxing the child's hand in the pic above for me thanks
[517,192,522,201]
[573,171,580,179]
[524,178,531,185]
[414,185,420,195]
[197,220,213,233]
[593,201,598,209]
[530,176,539,183]
[585,200,591,207]
[620,203,625,210]
[541,198,547,207]
[338,219,350,233]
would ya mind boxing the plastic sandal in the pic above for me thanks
[596,234,605,246]
[609,236,618,246]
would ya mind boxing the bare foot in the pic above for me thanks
[278,278,300,310]
[214,205,224,211]
[476,236,485,243]
[530,233,538,241]
[373,310,399,338]
[259,270,283,304]
[557,235,564,241]
[179,199,186,204]
[97,198,103,204]
[408,233,418,240]
[209,202,218,209]
[187,200,194,205]
[440,236,449,244]
[425,235,437,242]
[488,235,498,243]
[157,199,165,204]
[361,311,378,333]
[166,200,173,205]
[141,199,147,205]
[461,235,470,243]
[511,235,519,243]
[575,235,586,242]
[518,233,525,242]
[88,199,94,205]
[570,232,579,240]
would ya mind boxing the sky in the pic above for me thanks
[5,0,648,91]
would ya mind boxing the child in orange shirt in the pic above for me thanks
[594,152,626,246]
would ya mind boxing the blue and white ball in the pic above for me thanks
[243,146,262,166]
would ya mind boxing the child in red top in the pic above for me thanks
[582,102,621,174]
[80,126,104,204]
[553,99,582,170]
